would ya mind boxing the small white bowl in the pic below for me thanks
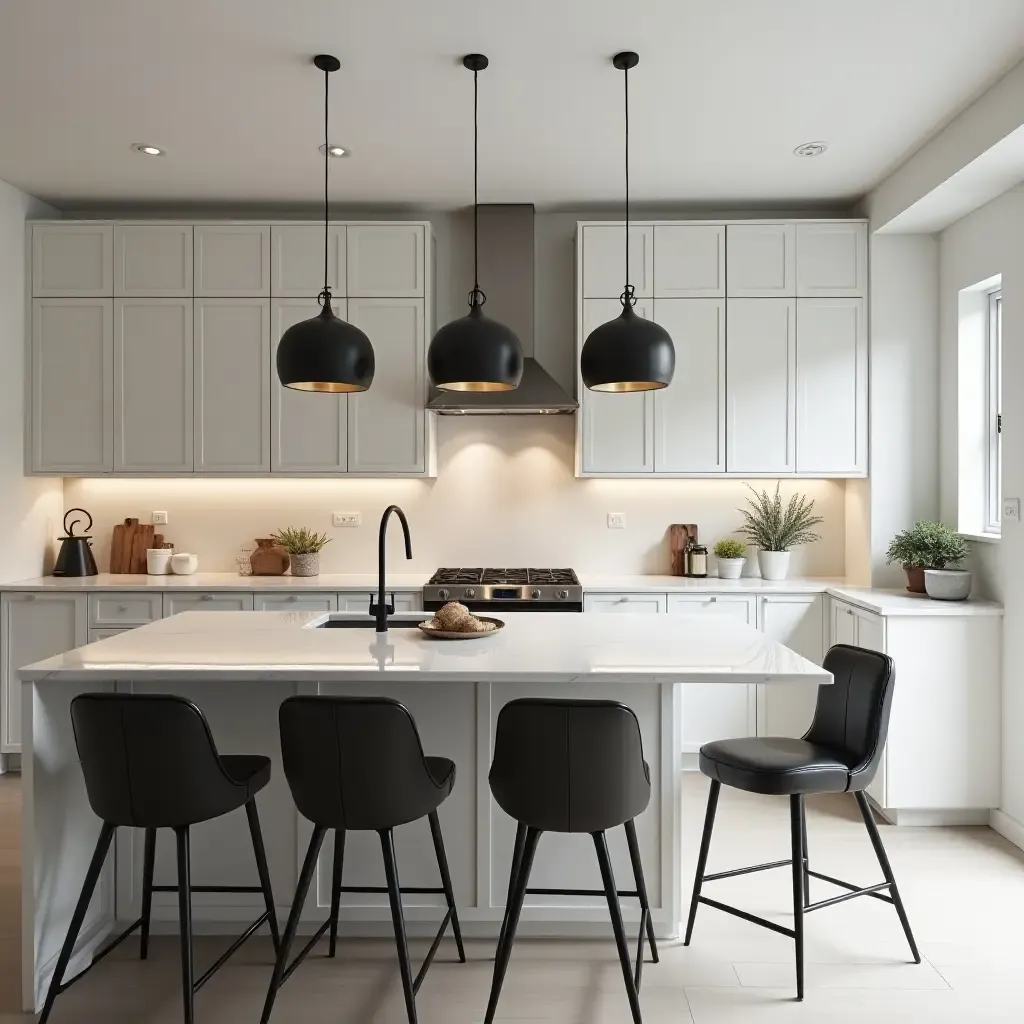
[924,569,972,601]
[170,552,199,575]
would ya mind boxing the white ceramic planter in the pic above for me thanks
[716,557,746,580]
[290,552,320,577]
[757,550,791,581]
[924,568,972,601]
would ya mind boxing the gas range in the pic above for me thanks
[423,568,583,612]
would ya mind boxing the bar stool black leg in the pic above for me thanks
[799,799,810,908]
[485,826,540,1024]
[175,827,195,1024]
[594,830,644,1024]
[37,824,116,1024]
[495,822,526,962]
[140,827,156,960]
[380,828,417,1024]
[684,779,720,945]
[789,796,805,1001]
[245,799,281,955]
[428,809,466,962]
[260,827,326,1024]
[625,818,659,975]
[854,792,921,963]
[328,828,346,958]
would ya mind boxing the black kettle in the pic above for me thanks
[53,508,99,577]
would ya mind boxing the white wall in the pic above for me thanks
[940,185,1024,827]
[0,180,63,580]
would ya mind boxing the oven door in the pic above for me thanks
[423,599,582,614]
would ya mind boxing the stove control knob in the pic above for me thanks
[465,588,476,599]
[557,589,569,599]
[531,589,542,600]
[437,588,450,601]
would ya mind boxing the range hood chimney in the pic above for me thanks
[428,204,577,415]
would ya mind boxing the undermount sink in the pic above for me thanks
[315,616,425,630]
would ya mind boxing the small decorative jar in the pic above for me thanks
[250,538,289,576]
[289,552,320,577]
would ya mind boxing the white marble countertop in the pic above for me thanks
[0,572,428,592]
[578,575,842,593]
[828,587,1004,617]
[19,610,833,686]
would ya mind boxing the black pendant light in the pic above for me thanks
[427,54,523,392]
[277,54,374,393]
[581,52,675,393]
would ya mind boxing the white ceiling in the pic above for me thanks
[2,0,1024,210]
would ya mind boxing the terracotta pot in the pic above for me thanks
[903,564,927,594]
[250,538,289,576]
[289,552,320,577]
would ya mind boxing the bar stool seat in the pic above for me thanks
[699,738,849,795]
[220,754,273,794]
[424,756,456,797]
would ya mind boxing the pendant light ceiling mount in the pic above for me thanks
[276,53,374,394]
[427,53,523,393]
[580,50,675,394]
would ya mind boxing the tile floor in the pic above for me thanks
[3,772,1024,1022]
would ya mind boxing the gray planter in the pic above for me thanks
[289,552,320,577]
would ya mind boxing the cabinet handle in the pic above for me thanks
[709,597,717,603]
[25,593,35,602]
[288,595,298,602]
[201,594,214,601]
[118,605,128,613]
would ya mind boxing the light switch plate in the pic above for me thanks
[333,512,361,527]
[152,511,169,525]
[607,512,626,529]
[1003,498,1020,522]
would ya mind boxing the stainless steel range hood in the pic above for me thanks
[428,204,577,415]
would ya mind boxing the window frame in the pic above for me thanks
[985,288,1002,535]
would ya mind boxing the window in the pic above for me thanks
[986,289,1002,533]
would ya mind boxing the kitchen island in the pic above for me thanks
[18,609,830,1010]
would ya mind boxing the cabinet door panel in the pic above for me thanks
[796,223,866,297]
[726,224,795,297]
[347,298,425,473]
[796,298,866,474]
[270,299,347,472]
[653,225,724,297]
[194,225,271,297]
[271,225,345,297]
[114,225,193,297]
[726,299,795,473]
[164,594,255,616]
[347,225,425,297]
[854,609,885,654]
[581,225,653,298]
[757,595,824,738]
[579,299,653,474]
[653,299,724,472]
[33,224,113,297]
[830,599,858,647]
[32,298,113,472]
[194,299,270,472]
[254,593,339,613]
[584,593,667,614]
[114,298,193,471]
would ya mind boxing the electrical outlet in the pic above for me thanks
[152,511,169,525]
[332,512,361,528]
[607,512,626,530]
[1003,498,1020,523]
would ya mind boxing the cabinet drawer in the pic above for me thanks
[583,593,667,614]
[90,593,163,626]
[255,593,338,613]
[89,627,135,642]
[163,593,254,616]
[667,594,755,623]
[338,592,422,613]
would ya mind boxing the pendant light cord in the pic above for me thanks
[622,62,635,309]
[469,67,485,309]
[321,64,330,305]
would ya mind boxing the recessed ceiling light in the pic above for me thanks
[793,141,828,158]
[132,143,166,156]
[319,144,350,158]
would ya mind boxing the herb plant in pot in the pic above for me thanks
[271,527,331,577]
[738,484,823,581]
[885,521,968,595]
[713,539,746,580]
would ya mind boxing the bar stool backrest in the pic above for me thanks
[489,697,650,833]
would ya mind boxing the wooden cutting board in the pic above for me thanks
[110,521,127,573]
[669,524,699,576]
[130,524,154,573]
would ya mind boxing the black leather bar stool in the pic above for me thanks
[39,693,280,1024]
[485,698,659,1024]
[260,696,465,1024]
[684,644,921,1000]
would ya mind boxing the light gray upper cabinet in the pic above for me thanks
[581,224,653,298]
[578,298,654,474]
[194,299,270,472]
[32,298,113,473]
[270,298,347,472]
[346,225,425,297]
[194,224,271,297]
[271,224,345,297]
[726,223,796,297]
[653,225,725,297]
[114,224,193,297]
[795,297,867,475]
[653,299,725,473]
[796,223,867,297]
[32,224,113,297]
[114,298,193,472]
[347,297,425,473]
[726,298,796,474]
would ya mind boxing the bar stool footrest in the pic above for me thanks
[193,910,271,993]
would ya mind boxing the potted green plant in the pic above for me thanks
[885,521,968,594]
[271,527,331,577]
[712,539,746,580]
[738,484,823,581]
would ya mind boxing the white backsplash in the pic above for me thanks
[64,417,847,577]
